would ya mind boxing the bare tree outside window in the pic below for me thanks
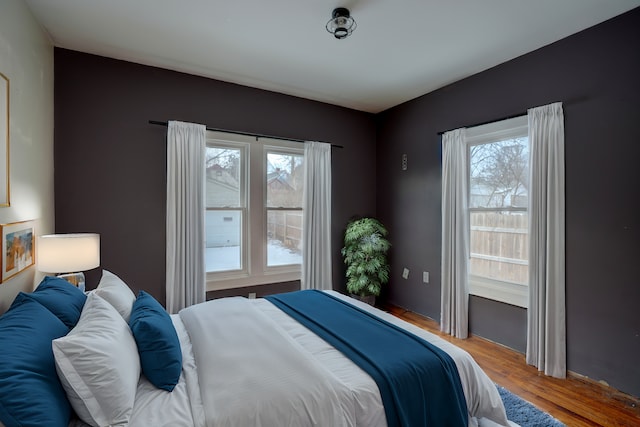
[266,151,304,266]
[266,152,304,208]
[469,137,529,286]
[204,136,304,290]
[206,147,241,208]
[205,146,244,272]
[470,138,528,209]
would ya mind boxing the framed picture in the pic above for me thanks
[1,220,35,283]
[0,72,8,207]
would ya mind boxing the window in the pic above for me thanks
[205,131,303,291]
[205,141,246,274]
[266,150,304,267]
[466,116,529,307]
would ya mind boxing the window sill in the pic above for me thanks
[469,275,528,308]
[206,270,301,292]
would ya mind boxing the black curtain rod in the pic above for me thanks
[437,112,526,136]
[149,120,343,149]
[436,97,583,136]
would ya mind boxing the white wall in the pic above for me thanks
[0,0,54,313]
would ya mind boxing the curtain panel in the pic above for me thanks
[166,121,207,314]
[440,128,470,339]
[302,141,332,290]
[526,102,566,378]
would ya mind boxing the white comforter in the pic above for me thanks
[83,291,510,427]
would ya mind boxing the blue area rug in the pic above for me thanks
[498,385,566,427]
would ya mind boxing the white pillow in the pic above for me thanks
[94,269,136,322]
[52,292,140,427]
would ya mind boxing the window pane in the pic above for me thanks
[469,138,529,209]
[470,210,529,285]
[205,210,242,272]
[206,147,241,208]
[266,152,304,208]
[267,209,302,266]
[469,136,529,286]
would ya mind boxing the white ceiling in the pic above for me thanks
[25,0,640,113]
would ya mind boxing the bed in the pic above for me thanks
[0,271,512,427]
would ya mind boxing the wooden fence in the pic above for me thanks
[268,210,528,283]
[267,211,302,252]
[470,211,528,284]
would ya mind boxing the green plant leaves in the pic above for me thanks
[342,217,390,297]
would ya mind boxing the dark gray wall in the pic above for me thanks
[54,48,377,303]
[54,8,640,398]
[207,281,300,300]
[376,8,640,397]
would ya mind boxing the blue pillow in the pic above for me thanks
[129,291,182,392]
[0,293,72,427]
[28,276,87,328]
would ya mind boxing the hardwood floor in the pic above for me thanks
[386,305,640,427]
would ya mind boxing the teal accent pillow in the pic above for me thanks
[0,293,72,427]
[28,275,87,328]
[129,291,182,392]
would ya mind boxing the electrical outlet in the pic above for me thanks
[423,271,430,283]
[402,268,410,279]
[248,292,257,299]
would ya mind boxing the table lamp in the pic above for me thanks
[37,233,100,291]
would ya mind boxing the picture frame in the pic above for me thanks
[1,220,35,283]
[0,72,9,207]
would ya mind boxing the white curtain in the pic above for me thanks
[440,128,469,339]
[302,141,332,290]
[166,121,207,314]
[526,102,566,378]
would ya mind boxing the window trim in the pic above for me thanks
[466,115,529,308]
[205,137,249,283]
[468,275,528,308]
[263,144,304,272]
[205,132,303,292]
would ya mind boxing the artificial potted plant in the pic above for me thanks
[341,217,391,305]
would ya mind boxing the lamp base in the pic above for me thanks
[57,272,86,292]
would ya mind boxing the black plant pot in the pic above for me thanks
[350,294,375,306]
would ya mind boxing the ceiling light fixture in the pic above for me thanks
[326,7,357,40]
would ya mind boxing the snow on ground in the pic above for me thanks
[206,240,301,272]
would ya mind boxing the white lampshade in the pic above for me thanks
[37,233,100,273]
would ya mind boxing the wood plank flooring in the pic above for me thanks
[386,305,640,427]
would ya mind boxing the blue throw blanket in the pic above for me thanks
[266,290,468,427]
